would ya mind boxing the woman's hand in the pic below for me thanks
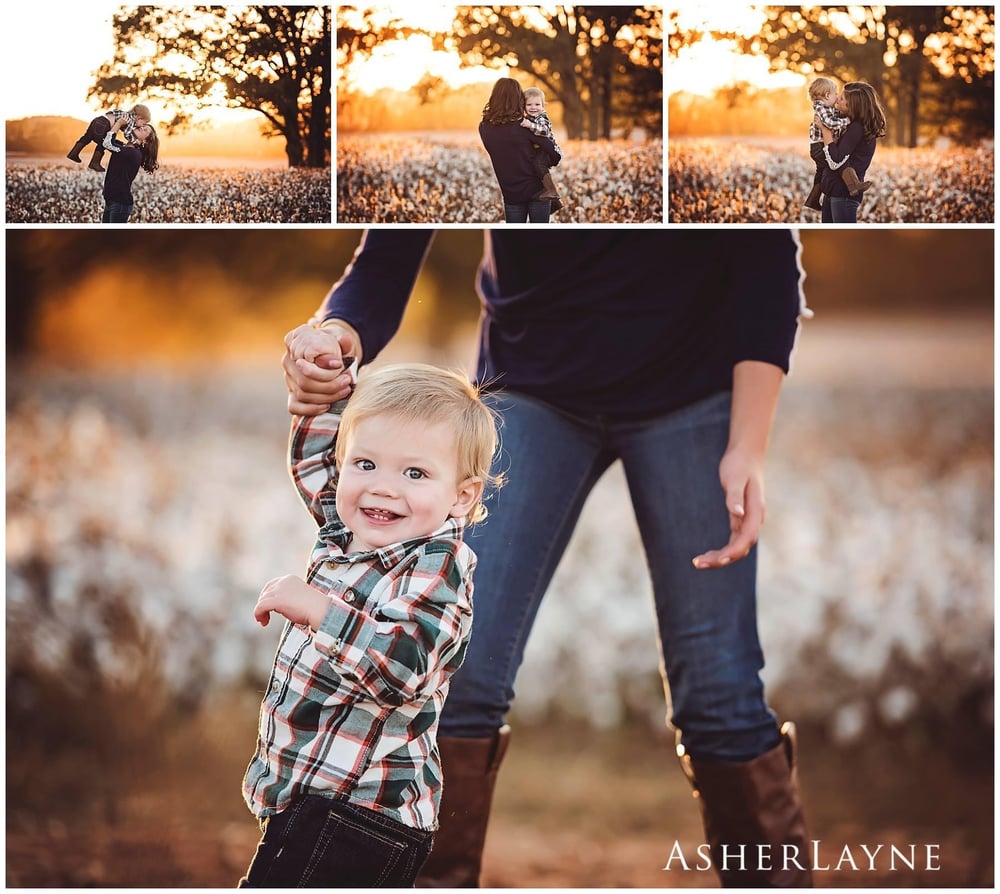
[692,360,782,570]
[282,322,358,416]
[691,446,766,569]
[820,122,835,145]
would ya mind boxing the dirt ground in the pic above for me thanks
[6,707,992,888]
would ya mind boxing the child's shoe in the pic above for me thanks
[538,172,562,213]
[88,149,106,172]
[66,139,87,163]
[802,183,823,212]
[841,166,872,196]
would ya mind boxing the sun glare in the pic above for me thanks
[344,32,506,95]
[668,6,808,96]
[669,38,806,96]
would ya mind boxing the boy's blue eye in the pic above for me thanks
[356,459,375,471]
[404,468,426,480]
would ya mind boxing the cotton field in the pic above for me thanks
[336,136,663,223]
[5,161,332,224]
[669,140,994,223]
[6,324,992,740]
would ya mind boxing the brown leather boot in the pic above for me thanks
[417,725,511,887]
[677,722,813,887]
[841,166,872,196]
[802,183,823,212]
[537,172,563,213]
[88,148,106,172]
[66,138,88,163]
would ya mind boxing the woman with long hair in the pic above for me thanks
[101,123,159,223]
[479,77,561,224]
[818,81,887,223]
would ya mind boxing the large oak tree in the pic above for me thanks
[91,6,331,167]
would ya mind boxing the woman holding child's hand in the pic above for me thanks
[282,322,359,412]
[281,229,814,889]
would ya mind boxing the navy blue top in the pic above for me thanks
[479,121,560,204]
[102,142,142,204]
[820,120,877,197]
[318,230,804,420]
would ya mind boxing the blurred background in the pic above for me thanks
[5,228,993,886]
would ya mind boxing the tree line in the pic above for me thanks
[339,6,663,140]
[670,5,994,146]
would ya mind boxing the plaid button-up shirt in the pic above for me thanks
[809,99,850,143]
[242,407,476,830]
[525,110,563,158]
[108,109,143,143]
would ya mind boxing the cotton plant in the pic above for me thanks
[5,373,993,740]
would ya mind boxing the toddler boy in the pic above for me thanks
[521,86,564,212]
[240,328,498,887]
[66,103,151,172]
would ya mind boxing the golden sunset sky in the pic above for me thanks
[2,3,255,123]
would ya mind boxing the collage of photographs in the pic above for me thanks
[4,3,994,890]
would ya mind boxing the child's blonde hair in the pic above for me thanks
[336,363,501,524]
[131,103,152,122]
[808,78,838,101]
[523,87,545,104]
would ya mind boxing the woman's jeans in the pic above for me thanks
[504,199,551,223]
[102,201,133,223]
[822,194,860,223]
[239,795,433,888]
[442,390,781,762]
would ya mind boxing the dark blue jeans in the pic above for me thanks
[102,201,133,223]
[504,199,551,223]
[441,390,781,762]
[821,194,860,223]
[239,795,433,888]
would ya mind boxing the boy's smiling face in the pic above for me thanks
[336,412,481,552]
[525,96,545,116]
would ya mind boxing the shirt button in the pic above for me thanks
[270,680,280,693]
[344,592,355,604]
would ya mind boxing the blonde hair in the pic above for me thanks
[132,104,152,122]
[808,78,837,101]
[336,363,501,524]
[523,87,545,104]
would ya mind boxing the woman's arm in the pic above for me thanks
[520,127,561,166]
[823,120,863,168]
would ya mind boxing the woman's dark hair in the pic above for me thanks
[481,77,525,126]
[140,126,159,174]
[843,82,887,142]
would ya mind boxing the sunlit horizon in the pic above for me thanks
[2,4,257,124]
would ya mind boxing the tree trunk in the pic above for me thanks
[307,9,331,166]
